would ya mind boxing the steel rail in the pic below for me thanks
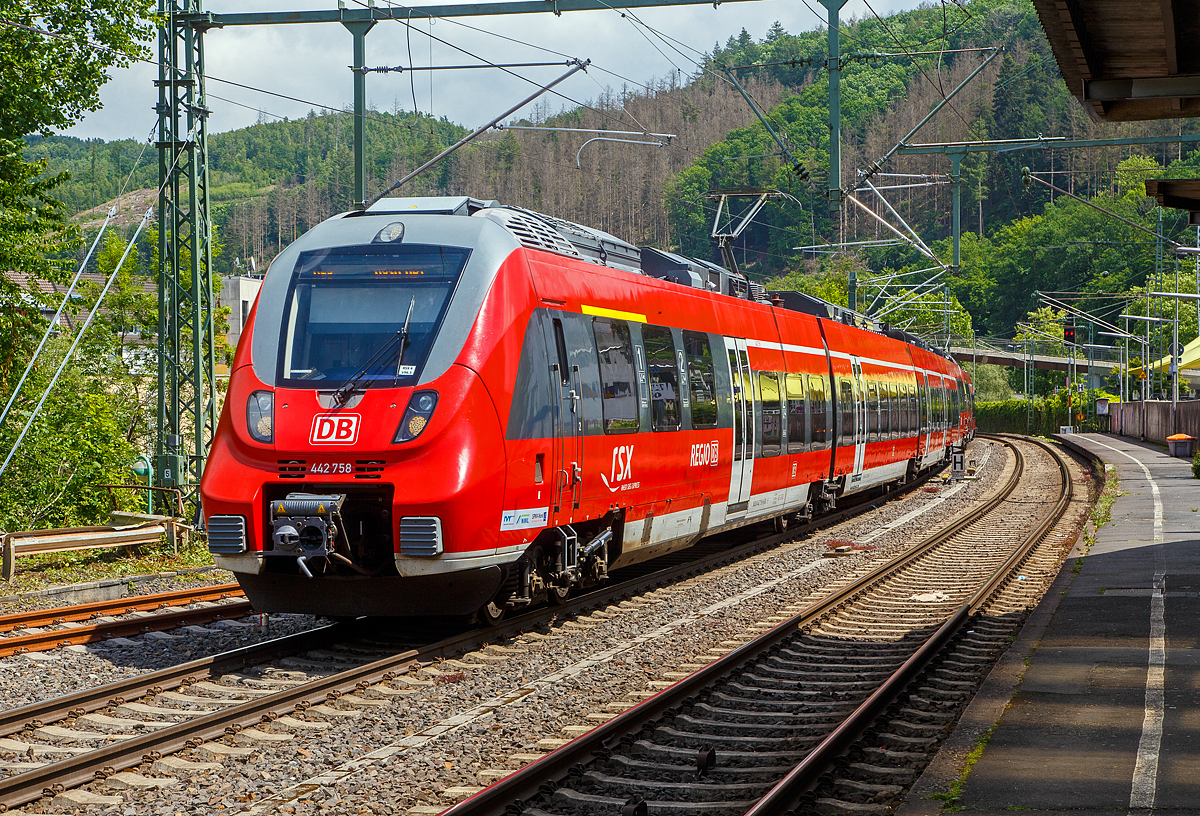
[0,461,942,811]
[0,600,255,658]
[0,583,244,633]
[746,435,1073,815]
[440,438,1027,816]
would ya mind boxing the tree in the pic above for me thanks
[0,1,154,529]
[1,0,155,369]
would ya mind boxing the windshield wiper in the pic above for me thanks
[330,296,418,407]
[392,296,417,388]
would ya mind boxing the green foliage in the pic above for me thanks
[0,362,139,530]
[965,363,1013,401]
[1192,454,1200,480]
[1115,155,1163,195]
[976,387,1110,435]
[0,1,155,531]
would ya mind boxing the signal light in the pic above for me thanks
[1064,323,1076,344]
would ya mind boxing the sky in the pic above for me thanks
[66,0,924,143]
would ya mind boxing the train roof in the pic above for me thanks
[353,197,959,365]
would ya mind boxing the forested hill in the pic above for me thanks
[27,0,1200,338]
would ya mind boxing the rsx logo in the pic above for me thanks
[601,445,634,492]
[310,414,361,445]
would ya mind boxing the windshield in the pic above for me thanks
[277,243,470,388]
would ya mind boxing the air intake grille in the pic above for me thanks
[207,515,248,554]
[278,460,307,479]
[482,209,581,257]
[355,460,385,479]
[399,516,443,557]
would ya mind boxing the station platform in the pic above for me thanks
[903,433,1200,816]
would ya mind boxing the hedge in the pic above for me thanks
[976,392,1112,435]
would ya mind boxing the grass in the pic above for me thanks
[930,723,999,810]
[2,537,222,597]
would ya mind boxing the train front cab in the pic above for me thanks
[202,207,530,617]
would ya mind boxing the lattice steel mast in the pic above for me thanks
[157,0,217,507]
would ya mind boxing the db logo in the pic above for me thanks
[310,414,361,445]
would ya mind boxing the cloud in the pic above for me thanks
[66,0,925,142]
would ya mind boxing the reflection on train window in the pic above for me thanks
[643,325,680,431]
[866,381,879,442]
[278,244,470,388]
[683,331,717,428]
[839,378,855,444]
[759,372,781,457]
[785,373,807,454]
[809,374,829,448]
[887,382,898,438]
[729,350,744,461]
[592,318,639,433]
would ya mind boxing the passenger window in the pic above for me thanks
[683,331,717,428]
[888,383,899,439]
[759,372,782,457]
[866,381,879,442]
[592,318,639,432]
[642,325,681,431]
[809,374,829,448]
[729,350,744,461]
[786,373,807,454]
[839,378,855,444]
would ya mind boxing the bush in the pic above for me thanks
[1192,454,1200,480]
[976,390,1114,436]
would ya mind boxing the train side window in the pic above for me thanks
[729,350,744,461]
[683,331,718,428]
[878,381,888,439]
[888,382,899,439]
[866,381,879,442]
[759,372,782,457]
[642,325,681,431]
[785,372,807,454]
[905,384,914,433]
[810,374,829,449]
[839,377,855,444]
[592,318,639,433]
[552,319,570,386]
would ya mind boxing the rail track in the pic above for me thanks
[438,434,1077,816]
[0,584,252,658]
[0,461,945,811]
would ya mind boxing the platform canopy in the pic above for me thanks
[1032,0,1200,121]
[1145,179,1200,226]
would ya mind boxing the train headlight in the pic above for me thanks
[247,390,274,443]
[393,390,438,443]
[374,221,405,243]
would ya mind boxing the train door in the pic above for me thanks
[549,317,582,522]
[849,356,867,479]
[724,337,755,512]
[917,371,930,459]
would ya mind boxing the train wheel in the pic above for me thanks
[546,583,572,605]
[773,514,789,534]
[475,600,506,626]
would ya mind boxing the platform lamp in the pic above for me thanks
[132,455,154,514]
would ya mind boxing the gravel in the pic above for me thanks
[4,439,1054,816]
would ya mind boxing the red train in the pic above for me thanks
[201,196,974,620]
